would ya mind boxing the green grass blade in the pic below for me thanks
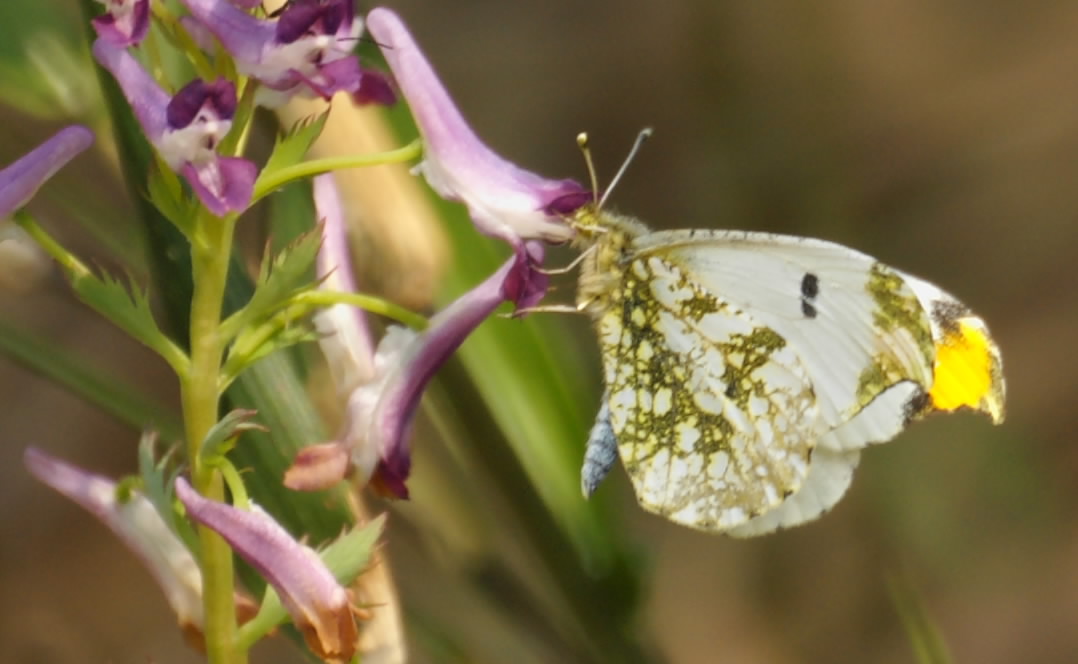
[0,316,182,440]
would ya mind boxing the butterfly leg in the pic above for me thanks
[535,243,597,275]
[581,398,618,498]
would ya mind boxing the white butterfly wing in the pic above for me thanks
[597,251,820,530]
[579,213,1005,534]
[725,447,861,537]
[634,229,937,451]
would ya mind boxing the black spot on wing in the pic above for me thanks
[800,272,819,318]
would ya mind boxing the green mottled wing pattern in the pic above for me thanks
[596,252,819,530]
[590,227,942,534]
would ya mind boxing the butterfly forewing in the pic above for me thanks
[635,230,938,435]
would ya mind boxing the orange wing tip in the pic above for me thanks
[927,316,1006,424]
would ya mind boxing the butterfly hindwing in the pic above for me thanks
[597,251,818,531]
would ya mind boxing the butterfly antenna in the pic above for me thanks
[576,132,601,206]
[599,127,653,209]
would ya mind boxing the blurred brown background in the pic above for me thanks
[2,0,1077,662]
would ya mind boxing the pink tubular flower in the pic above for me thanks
[368,243,547,497]
[284,174,373,492]
[366,8,590,255]
[174,478,359,662]
[91,0,150,47]
[92,39,256,216]
[23,448,206,638]
[284,178,548,498]
[177,0,395,107]
[1,126,93,220]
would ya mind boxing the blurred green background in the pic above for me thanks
[2,1,1076,662]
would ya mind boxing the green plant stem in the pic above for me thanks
[250,140,423,204]
[182,211,243,664]
[14,210,91,277]
[292,290,429,330]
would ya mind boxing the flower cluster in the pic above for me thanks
[90,0,395,216]
[21,3,591,662]
[180,0,394,108]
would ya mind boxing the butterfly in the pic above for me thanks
[568,131,1005,537]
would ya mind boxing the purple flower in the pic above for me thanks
[369,243,548,497]
[285,174,376,492]
[178,0,395,108]
[174,478,358,663]
[366,8,589,257]
[286,175,548,497]
[1,126,93,220]
[91,0,150,47]
[92,39,256,216]
[23,448,206,638]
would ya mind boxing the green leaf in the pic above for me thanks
[321,513,386,584]
[219,229,326,383]
[221,228,322,342]
[200,409,267,461]
[70,267,189,374]
[222,318,319,388]
[138,431,172,518]
[252,111,330,201]
[146,156,197,237]
[138,432,199,551]
[267,112,330,173]
[887,568,954,664]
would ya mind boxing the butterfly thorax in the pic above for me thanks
[570,205,650,317]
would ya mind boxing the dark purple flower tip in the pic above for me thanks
[166,79,238,129]
[174,478,359,661]
[353,69,396,106]
[501,241,549,310]
[292,56,364,100]
[275,0,353,44]
[367,8,584,246]
[0,126,93,219]
[91,0,150,47]
[369,461,409,500]
[544,188,593,216]
[180,156,256,216]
